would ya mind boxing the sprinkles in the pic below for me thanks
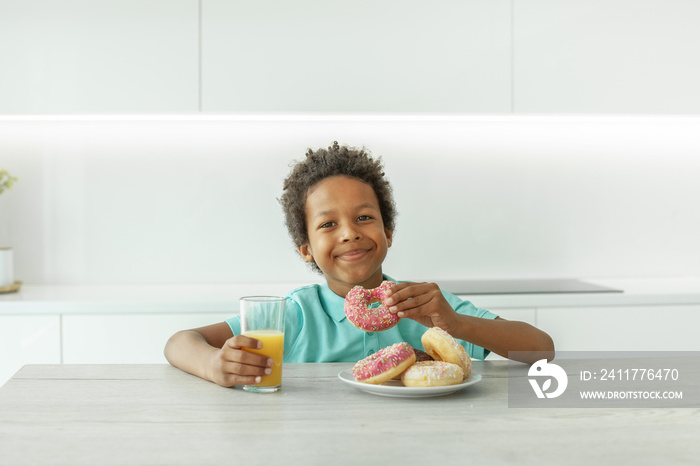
[345,281,399,332]
[401,361,465,387]
[422,327,472,376]
[353,342,415,381]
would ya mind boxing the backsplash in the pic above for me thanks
[1,115,699,284]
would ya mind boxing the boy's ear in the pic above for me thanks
[385,229,393,248]
[298,244,314,263]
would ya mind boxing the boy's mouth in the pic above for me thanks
[336,248,370,261]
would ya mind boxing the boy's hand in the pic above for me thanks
[385,282,458,332]
[209,335,274,388]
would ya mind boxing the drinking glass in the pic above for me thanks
[239,296,286,393]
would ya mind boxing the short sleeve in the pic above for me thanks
[225,315,241,335]
[281,298,303,359]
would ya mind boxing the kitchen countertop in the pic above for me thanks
[1,277,700,315]
[0,361,697,465]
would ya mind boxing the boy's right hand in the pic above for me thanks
[209,335,274,388]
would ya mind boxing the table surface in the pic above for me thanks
[0,362,698,466]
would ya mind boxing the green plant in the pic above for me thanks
[0,169,18,195]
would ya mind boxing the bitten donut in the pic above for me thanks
[401,361,465,387]
[353,342,416,385]
[421,327,472,377]
[345,280,399,332]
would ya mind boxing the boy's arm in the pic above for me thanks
[164,322,274,387]
[385,282,555,363]
[450,315,555,363]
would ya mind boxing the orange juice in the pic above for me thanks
[242,330,285,387]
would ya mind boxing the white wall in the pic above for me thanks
[1,115,698,285]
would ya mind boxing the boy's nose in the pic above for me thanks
[341,225,362,242]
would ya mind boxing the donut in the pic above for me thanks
[353,342,416,385]
[401,361,465,387]
[392,347,433,380]
[413,348,434,362]
[345,280,399,332]
[421,327,472,377]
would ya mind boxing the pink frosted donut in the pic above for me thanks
[345,280,399,332]
[353,342,416,384]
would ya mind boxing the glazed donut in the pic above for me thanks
[345,280,399,332]
[421,327,472,377]
[353,342,416,385]
[401,361,465,387]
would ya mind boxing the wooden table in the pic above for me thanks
[0,362,697,465]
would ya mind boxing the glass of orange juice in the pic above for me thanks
[239,296,286,393]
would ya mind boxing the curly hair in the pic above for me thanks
[280,141,397,273]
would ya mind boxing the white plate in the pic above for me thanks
[337,369,482,398]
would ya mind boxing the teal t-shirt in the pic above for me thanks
[226,275,498,362]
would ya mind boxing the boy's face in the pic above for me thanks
[298,175,393,297]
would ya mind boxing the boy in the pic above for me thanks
[165,142,554,387]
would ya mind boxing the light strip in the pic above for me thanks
[0,113,699,123]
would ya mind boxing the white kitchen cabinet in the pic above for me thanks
[2,279,699,378]
[0,0,199,113]
[538,305,700,352]
[482,307,537,327]
[62,313,233,364]
[0,315,61,386]
[514,0,700,113]
[201,0,512,113]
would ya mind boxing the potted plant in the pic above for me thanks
[0,169,19,291]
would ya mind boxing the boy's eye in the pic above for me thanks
[357,215,372,221]
[320,221,336,228]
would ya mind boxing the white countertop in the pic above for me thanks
[0,282,309,314]
[1,362,698,465]
[1,277,700,315]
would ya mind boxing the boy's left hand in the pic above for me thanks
[385,282,458,332]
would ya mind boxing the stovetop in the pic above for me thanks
[430,279,622,295]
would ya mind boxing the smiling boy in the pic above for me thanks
[165,142,554,387]
[299,174,391,296]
